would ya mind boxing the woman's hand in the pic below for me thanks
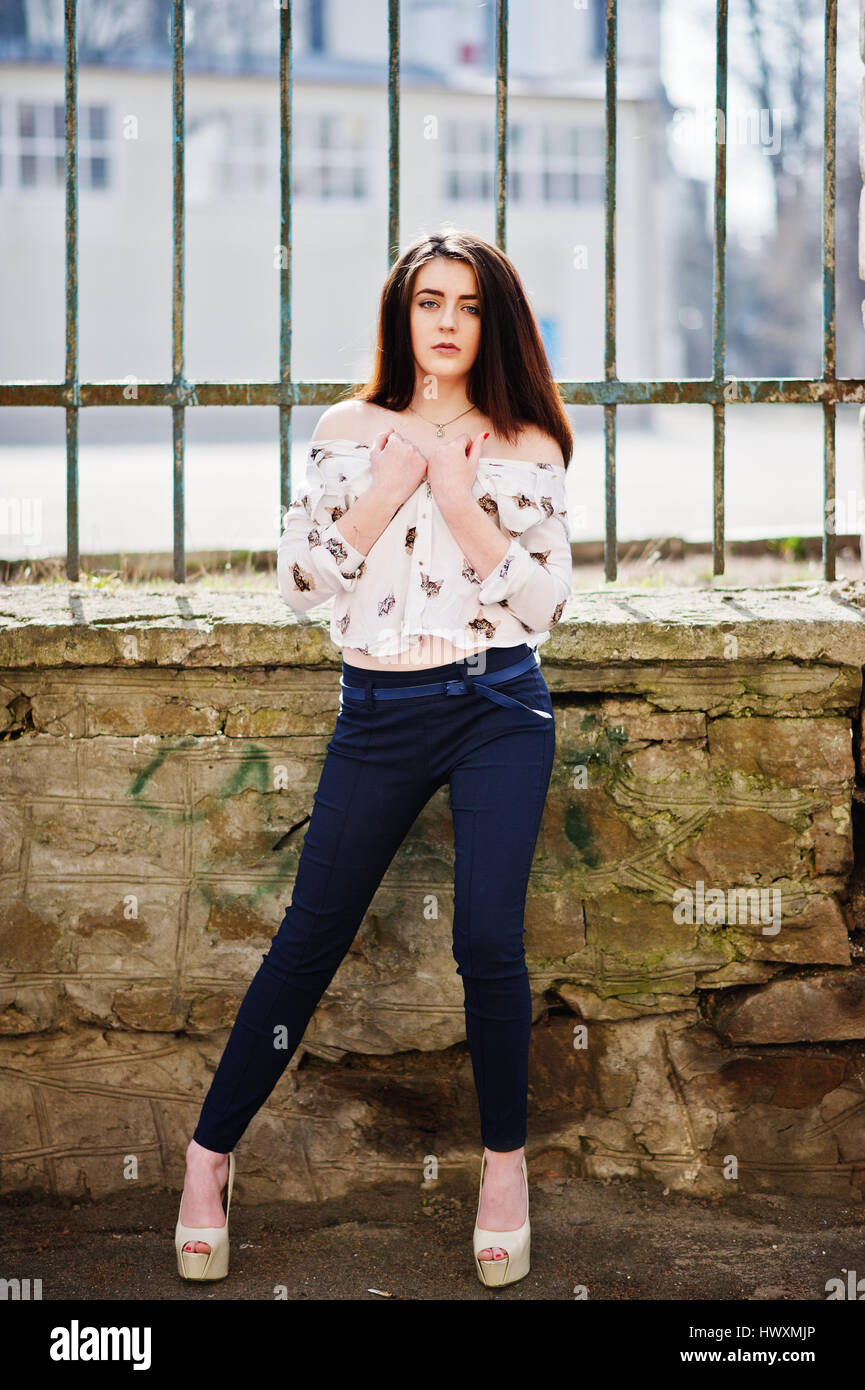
[426,431,489,509]
[367,429,429,509]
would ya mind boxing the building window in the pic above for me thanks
[10,100,110,192]
[186,108,369,203]
[510,121,605,204]
[442,120,493,202]
[308,0,325,54]
[187,109,276,201]
[292,111,368,199]
[591,1,606,60]
[443,118,605,205]
[539,315,560,374]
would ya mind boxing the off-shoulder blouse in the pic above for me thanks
[277,438,573,659]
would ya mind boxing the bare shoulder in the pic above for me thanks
[514,426,566,469]
[311,398,377,445]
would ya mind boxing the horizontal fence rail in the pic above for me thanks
[0,0,852,583]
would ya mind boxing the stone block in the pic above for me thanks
[708,716,853,788]
[670,807,804,882]
[708,968,865,1043]
[739,893,851,966]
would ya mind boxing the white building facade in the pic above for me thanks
[0,0,683,442]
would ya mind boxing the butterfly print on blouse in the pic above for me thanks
[326,503,347,523]
[325,534,352,566]
[405,525,417,554]
[310,441,368,465]
[378,592,397,616]
[307,525,321,548]
[462,557,480,584]
[337,611,351,635]
[551,598,567,624]
[538,496,555,521]
[466,614,500,640]
[476,494,499,519]
[529,549,552,568]
[419,571,444,597]
[511,492,539,513]
[291,561,315,593]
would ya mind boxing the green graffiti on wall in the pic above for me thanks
[127,739,301,910]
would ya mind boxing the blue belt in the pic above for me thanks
[339,649,552,721]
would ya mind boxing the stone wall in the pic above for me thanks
[1,583,865,1203]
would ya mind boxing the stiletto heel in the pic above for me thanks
[175,1151,235,1282]
[472,1151,531,1288]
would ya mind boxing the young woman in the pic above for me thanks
[175,228,573,1290]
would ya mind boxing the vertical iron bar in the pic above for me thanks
[279,0,293,517]
[387,0,399,267]
[603,0,617,582]
[171,0,186,583]
[712,0,728,577]
[822,0,837,581]
[494,0,508,252]
[64,0,79,581]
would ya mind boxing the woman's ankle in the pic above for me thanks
[484,1144,524,1163]
[186,1139,229,1166]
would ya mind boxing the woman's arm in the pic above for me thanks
[276,450,398,614]
[438,484,572,632]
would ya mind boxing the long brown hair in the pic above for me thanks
[349,229,573,467]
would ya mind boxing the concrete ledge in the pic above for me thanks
[2,578,865,666]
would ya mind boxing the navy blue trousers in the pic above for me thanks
[193,642,556,1155]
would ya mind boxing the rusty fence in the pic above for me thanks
[0,0,857,582]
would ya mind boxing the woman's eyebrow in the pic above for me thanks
[414,288,479,299]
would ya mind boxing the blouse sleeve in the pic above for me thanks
[277,443,369,614]
[475,465,572,632]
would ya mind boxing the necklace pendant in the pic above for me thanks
[436,425,444,438]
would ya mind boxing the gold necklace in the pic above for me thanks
[407,403,477,439]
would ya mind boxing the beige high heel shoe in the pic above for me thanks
[472,1151,531,1288]
[175,1151,235,1281]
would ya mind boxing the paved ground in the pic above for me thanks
[2,1171,862,1302]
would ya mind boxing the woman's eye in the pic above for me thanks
[419,299,479,314]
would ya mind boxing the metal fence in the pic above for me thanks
[0,0,855,582]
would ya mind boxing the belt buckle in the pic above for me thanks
[444,678,466,696]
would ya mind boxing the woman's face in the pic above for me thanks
[408,255,482,384]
